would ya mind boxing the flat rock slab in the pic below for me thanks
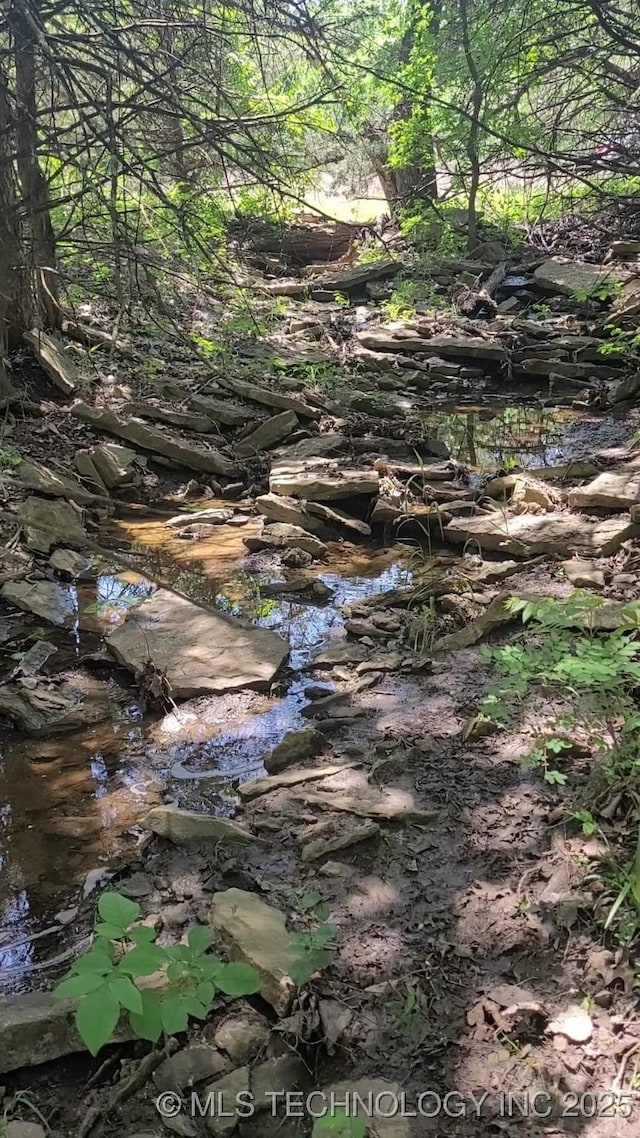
[2,580,78,626]
[209,888,297,1015]
[14,459,99,505]
[189,393,257,428]
[235,410,298,456]
[301,820,380,862]
[89,443,138,489]
[298,788,435,822]
[569,464,640,509]
[106,587,288,697]
[306,500,371,536]
[238,762,357,800]
[24,330,79,394]
[0,672,115,734]
[19,496,89,553]
[72,402,237,476]
[265,727,325,773]
[357,330,507,362]
[255,492,329,536]
[49,549,95,578]
[273,432,346,461]
[144,805,257,845]
[270,458,379,501]
[0,990,132,1074]
[533,257,626,296]
[561,559,606,589]
[243,522,328,558]
[216,375,320,420]
[444,512,638,557]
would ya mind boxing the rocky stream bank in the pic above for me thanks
[1,226,640,1136]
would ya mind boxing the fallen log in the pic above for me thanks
[229,217,362,266]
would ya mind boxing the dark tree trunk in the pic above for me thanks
[0,65,31,361]
[12,3,60,330]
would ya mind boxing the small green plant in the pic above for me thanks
[289,891,337,985]
[603,823,640,939]
[0,445,22,469]
[598,323,640,359]
[313,1110,367,1137]
[333,292,351,307]
[572,280,623,304]
[284,361,341,389]
[54,892,260,1055]
[385,279,416,320]
[481,592,640,940]
[523,737,571,785]
[573,809,601,836]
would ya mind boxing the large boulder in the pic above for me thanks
[533,257,626,296]
[106,588,288,697]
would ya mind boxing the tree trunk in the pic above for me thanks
[459,0,482,252]
[12,2,60,330]
[0,65,31,361]
[369,0,440,212]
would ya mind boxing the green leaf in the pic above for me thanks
[72,948,113,975]
[187,925,213,956]
[289,948,331,986]
[109,976,144,1015]
[199,955,224,980]
[129,989,163,1042]
[98,893,140,929]
[215,962,261,997]
[161,993,190,1035]
[167,961,186,982]
[195,980,215,1007]
[298,891,322,911]
[314,922,337,947]
[183,998,209,1020]
[75,987,121,1056]
[54,972,107,999]
[118,944,167,976]
[95,922,126,940]
[129,925,157,945]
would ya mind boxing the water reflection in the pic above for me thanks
[0,548,411,987]
[422,405,581,469]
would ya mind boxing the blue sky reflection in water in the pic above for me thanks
[165,560,411,792]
